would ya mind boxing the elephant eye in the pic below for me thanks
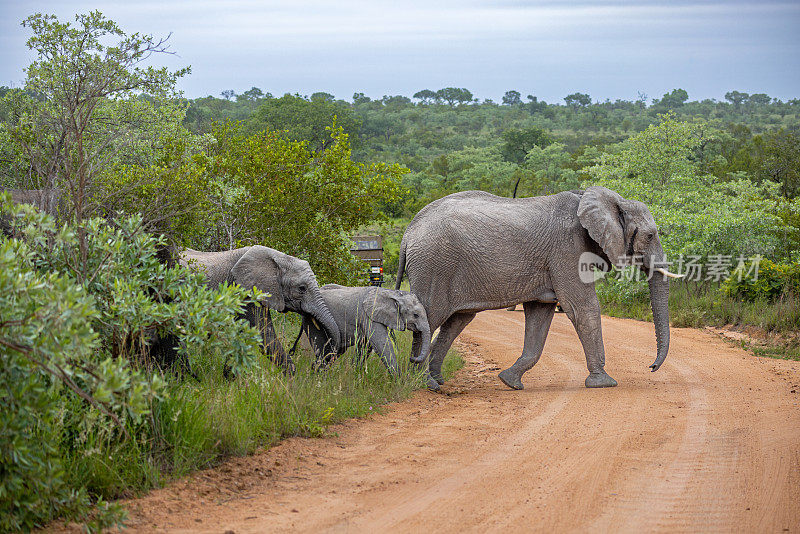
[648,232,655,240]
[413,312,419,318]
[298,285,307,293]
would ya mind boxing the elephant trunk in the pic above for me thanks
[411,324,432,364]
[307,293,341,355]
[647,258,671,372]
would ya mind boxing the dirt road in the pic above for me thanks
[118,310,799,533]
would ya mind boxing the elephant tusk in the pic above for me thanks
[655,267,684,279]
[312,318,320,329]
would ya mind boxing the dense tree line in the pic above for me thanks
[176,85,800,219]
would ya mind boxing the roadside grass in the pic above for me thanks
[62,315,464,501]
[597,278,800,361]
[745,341,800,361]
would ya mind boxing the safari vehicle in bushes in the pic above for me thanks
[351,235,384,286]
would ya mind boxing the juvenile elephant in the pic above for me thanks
[291,284,431,373]
[396,187,682,391]
[180,246,340,374]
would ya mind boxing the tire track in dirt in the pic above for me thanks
[348,323,586,531]
[51,310,800,533]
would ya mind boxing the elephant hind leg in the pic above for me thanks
[428,312,476,387]
[498,301,555,390]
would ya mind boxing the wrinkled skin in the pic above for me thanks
[180,246,340,374]
[396,187,675,391]
[291,284,432,374]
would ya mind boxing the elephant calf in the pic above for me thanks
[180,246,340,375]
[291,284,431,373]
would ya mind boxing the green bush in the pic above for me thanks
[0,237,107,531]
[0,194,261,530]
[722,258,800,302]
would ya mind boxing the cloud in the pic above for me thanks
[1,0,798,100]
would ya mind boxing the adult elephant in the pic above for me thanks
[290,284,431,373]
[395,187,682,391]
[181,246,340,374]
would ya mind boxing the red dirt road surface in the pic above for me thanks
[90,311,800,532]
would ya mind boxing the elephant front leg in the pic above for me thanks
[255,306,296,375]
[498,301,556,390]
[366,324,398,375]
[306,318,338,371]
[560,298,617,388]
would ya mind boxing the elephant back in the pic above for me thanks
[180,247,250,287]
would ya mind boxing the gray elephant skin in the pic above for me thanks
[396,186,681,391]
[181,246,340,374]
[293,284,431,374]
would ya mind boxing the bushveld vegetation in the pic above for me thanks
[1,9,798,532]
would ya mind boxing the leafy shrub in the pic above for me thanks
[0,194,261,530]
[722,258,800,302]
[0,237,111,531]
[203,121,406,284]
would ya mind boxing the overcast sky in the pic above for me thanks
[1,1,798,103]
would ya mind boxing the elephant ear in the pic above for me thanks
[230,245,285,311]
[577,186,627,267]
[370,290,404,331]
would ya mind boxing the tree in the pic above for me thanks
[238,86,266,102]
[499,126,553,165]
[585,116,785,263]
[310,91,335,102]
[748,93,772,106]
[756,129,800,198]
[413,89,437,104]
[359,112,406,142]
[205,122,405,281]
[725,90,749,108]
[381,95,412,107]
[587,113,701,189]
[352,92,371,104]
[636,91,649,109]
[525,94,547,114]
[655,88,689,110]
[524,143,580,193]
[249,93,361,152]
[502,90,522,106]
[436,87,473,106]
[220,89,235,100]
[564,92,591,107]
[5,11,190,236]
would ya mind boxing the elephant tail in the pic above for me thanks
[395,240,406,290]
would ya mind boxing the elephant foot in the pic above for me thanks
[498,368,524,390]
[430,371,445,385]
[585,371,617,388]
[426,375,441,391]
